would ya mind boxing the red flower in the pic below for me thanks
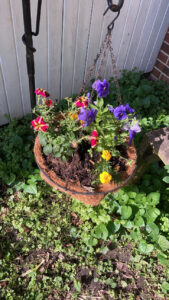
[45,99,52,107]
[75,96,88,108]
[91,130,98,147]
[31,116,49,132]
[35,88,50,98]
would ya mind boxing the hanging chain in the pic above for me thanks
[107,34,122,105]
[78,1,124,105]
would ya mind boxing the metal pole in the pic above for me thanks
[22,0,42,109]
[22,0,36,108]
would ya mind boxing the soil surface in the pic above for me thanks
[44,141,128,187]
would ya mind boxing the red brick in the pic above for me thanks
[161,42,169,55]
[152,67,161,78]
[165,33,169,44]
[157,51,168,63]
[160,74,169,84]
[155,60,165,72]
[163,65,169,76]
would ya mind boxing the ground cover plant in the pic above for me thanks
[0,70,169,299]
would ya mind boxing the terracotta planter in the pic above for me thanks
[34,136,137,206]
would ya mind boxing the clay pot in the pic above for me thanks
[34,136,137,206]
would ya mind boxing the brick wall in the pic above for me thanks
[151,28,169,84]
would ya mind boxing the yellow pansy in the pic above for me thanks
[99,171,112,184]
[101,150,112,161]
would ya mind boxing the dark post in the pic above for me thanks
[22,0,42,109]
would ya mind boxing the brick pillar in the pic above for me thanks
[150,28,169,84]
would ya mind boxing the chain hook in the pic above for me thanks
[103,0,124,34]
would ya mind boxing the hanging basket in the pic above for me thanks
[34,136,137,206]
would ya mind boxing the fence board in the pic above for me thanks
[10,0,31,115]
[0,0,23,120]
[0,61,9,125]
[72,0,93,95]
[61,0,79,99]
[48,0,63,100]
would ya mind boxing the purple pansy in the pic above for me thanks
[108,103,135,120]
[92,79,109,98]
[128,121,141,145]
[125,103,135,114]
[112,105,128,120]
[108,106,114,113]
[78,107,97,127]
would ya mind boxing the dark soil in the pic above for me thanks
[44,141,128,187]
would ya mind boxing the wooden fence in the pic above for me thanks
[0,0,169,125]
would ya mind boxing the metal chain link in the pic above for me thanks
[78,31,122,105]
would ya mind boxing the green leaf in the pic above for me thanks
[138,241,154,254]
[157,253,169,266]
[23,184,37,195]
[134,216,145,227]
[43,144,53,155]
[95,224,108,241]
[38,133,47,146]
[158,235,169,252]
[145,208,160,222]
[163,176,169,183]
[161,282,169,294]
[147,192,160,205]
[146,222,159,235]
[73,280,81,292]
[121,206,132,219]
[4,173,16,185]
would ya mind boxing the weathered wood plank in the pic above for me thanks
[146,127,169,165]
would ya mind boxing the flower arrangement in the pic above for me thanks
[32,80,141,188]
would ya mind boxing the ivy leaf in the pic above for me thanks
[121,206,132,219]
[138,241,154,254]
[158,235,169,252]
[23,184,37,195]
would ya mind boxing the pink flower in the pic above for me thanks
[31,116,49,132]
[75,96,88,108]
[35,88,50,98]
[45,99,52,107]
[91,130,98,147]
